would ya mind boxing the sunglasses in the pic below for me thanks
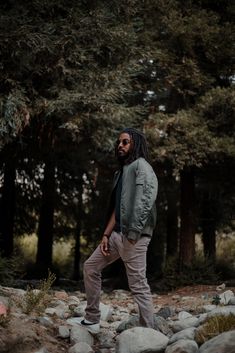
[115,138,131,146]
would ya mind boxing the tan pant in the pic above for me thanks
[83,231,154,327]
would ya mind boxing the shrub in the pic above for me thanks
[195,314,235,345]
[161,255,220,290]
[0,254,24,286]
[16,270,56,315]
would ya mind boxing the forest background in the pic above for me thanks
[0,0,234,292]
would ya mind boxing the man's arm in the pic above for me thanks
[100,210,115,256]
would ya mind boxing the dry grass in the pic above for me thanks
[15,271,56,315]
[195,314,235,345]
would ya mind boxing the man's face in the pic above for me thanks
[116,132,133,162]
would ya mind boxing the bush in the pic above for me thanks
[16,270,56,315]
[195,314,235,345]
[161,255,220,290]
[0,254,24,286]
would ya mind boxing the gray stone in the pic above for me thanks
[45,304,69,319]
[178,311,193,320]
[169,327,197,344]
[58,325,70,338]
[199,330,235,353]
[207,306,235,317]
[70,326,94,346]
[116,315,139,333]
[157,306,175,319]
[34,348,50,353]
[171,317,200,332]
[197,313,208,325]
[166,339,198,353]
[97,331,115,349]
[68,342,94,353]
[228,297,235,305]
[154,315,173,336]
[73,301,112,321]
[116,327,169,353]
[0,296,9,306]
[202,305,216,312]
[117,314,172,336]
[219,290,235,305]
[37,316,53,327]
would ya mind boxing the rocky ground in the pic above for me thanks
[0,284,235,353]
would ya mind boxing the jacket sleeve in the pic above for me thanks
[127,160,158,241]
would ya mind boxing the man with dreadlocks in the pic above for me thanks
[76,128,158,334]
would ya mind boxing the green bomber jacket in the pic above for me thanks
[111,157,158,241]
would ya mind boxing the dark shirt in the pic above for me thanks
[114,170,122,232]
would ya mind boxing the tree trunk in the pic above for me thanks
[179,168,196,268]
[36,156,55,274]
[147,228,165,277]
[165,176,179,258]
[0,160,16,257]
[201,191,216,263]
[73,176,83,280]
[73,219,81,280]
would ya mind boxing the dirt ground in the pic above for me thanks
[0,284,234,353]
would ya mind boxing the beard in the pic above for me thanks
[117,149,130,164]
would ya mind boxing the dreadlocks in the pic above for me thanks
[115,127,149,164]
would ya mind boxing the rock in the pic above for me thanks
[97,330,115,349]
[68,342,94,353]
[116,327,169,353]
[171,317,200,332]
[207,306,235,317]
[116,315,139,333]
[70,326,94,346]
[178,311,193,320]
[54,290,69,300]
[0,296,9,307]
[165,339,198,353]
[219,290,234,305]
[58,325,70,338]
[228,297,235,305]
[34,348,50,353]
[72,301,112,321]
[157,306,175,319]
[154,315,173,336]
[216,283,226,291]
[202,305,216,312]
[37,316,53,327]
[100,302,113,321]
[45,304,69,319]
[169,327,197,344]
[199,330,235,353]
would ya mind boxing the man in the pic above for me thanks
[78,128,158,334]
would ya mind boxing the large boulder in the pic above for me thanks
[199,330,235,353]
[116,327,169,353]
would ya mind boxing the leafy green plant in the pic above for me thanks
[16,271,56,315]
[212,294,221,306]
[161,255,220,290]
[195,314,235,345]
[0,254,25,286]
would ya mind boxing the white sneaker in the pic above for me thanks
[69,317,100,334]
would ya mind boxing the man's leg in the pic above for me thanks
[83,231,120,323]
[121,236,154,328]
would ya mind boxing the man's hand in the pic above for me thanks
[100,235,110,256]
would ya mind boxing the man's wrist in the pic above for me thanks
[103,234,110,238]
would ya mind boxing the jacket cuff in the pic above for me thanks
[127,230,141,242]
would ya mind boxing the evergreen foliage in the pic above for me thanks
[0,0,234,279]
